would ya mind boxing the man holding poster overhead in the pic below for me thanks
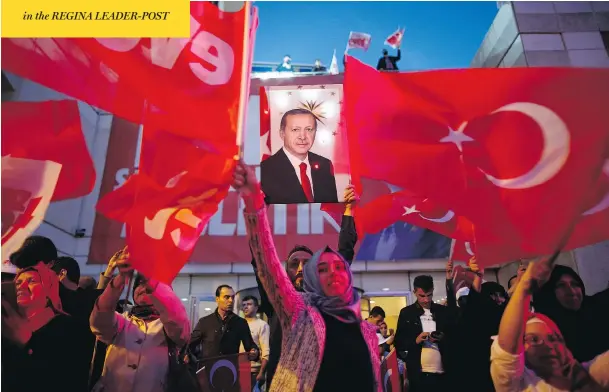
[261,108,338,204]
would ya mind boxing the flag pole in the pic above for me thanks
[236,1,252,159]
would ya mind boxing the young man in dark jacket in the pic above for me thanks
[190,285,259,365]
[377,47,401,71]
[394,275,456,392]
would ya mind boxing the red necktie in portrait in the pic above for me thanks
[300,162,314,202]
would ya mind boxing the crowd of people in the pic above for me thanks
[2,160,609,392]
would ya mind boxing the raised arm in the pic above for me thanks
[250,247,275,319]
[90,274,129,344]
[445,260,457,309]
[234,161,303,331]
[337,185,359,265]
[147,280,191,347]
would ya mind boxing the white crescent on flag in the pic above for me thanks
[1,156,62,272]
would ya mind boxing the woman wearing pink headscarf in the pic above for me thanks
[1,262,91,392]
[491,258,609,392]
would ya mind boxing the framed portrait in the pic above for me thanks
[260,84,350,205]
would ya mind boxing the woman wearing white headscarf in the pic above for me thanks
[491,258,609,392]
[233,161,381,392]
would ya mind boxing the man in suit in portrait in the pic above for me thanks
[261,108,338,204]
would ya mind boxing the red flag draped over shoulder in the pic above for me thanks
[344,56,609,264]
[2,2,249,142]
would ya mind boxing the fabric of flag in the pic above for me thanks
[1,100,95,201]
[380,349,401,392]
[96,122,235,283]
[329,49,339,75]
[347,31,372,51]
[197,353,251,392]
[384,27,405,49]
[1,157,62,272]
[357,189,475,241]
[2,2,254,144]
[344,56,609,265]
[259,86,272,161]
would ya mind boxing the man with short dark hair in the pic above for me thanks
[260,108,338,204]
[367,305,386,326]
[190,285,259,364]
[376,47,401,71]
[394,275,454,392]
[79,276,97,290]
[50,256,81,291]
[241,295,270,388]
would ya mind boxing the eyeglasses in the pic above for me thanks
[524,334,564,346]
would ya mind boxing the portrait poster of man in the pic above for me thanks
[260,84,350,205]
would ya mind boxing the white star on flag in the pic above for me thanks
[260,131,271,157]
[402,205,420,216]
[439,126,474,152]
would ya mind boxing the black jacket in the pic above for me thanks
[394,302,456,384]
[376,49,401,71]
[189,309,258,363]
[252,214,358,388]
[260,149,338,204]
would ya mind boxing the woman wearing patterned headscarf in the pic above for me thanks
[1,262,91,392]
[491,259,609,392]
[533,265,609,363]
[233,160,381,392]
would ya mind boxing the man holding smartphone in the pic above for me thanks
[394,275,455,392]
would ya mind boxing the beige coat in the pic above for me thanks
[90,283,190,392]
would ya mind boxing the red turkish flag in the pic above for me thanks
[2,3,257,142]
[357,189,475,240]
[450,240,476,264]
[198,353,251,392]
[380,349,401,392]
[96,124,235,283]
[259,86,272,161]
[1,100,95,201]
[347,31,372,51]
[344,56,609,262]
[384,28,405,49]
[565,158,609,249]
[2,157,62,271]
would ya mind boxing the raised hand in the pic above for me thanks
[446,259,453,280]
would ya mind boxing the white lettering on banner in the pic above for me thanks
[94,14,235,85]
[274,204,287,235]
[297,204,309,234]
[236,198,246,235]
[202,201,236,236]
